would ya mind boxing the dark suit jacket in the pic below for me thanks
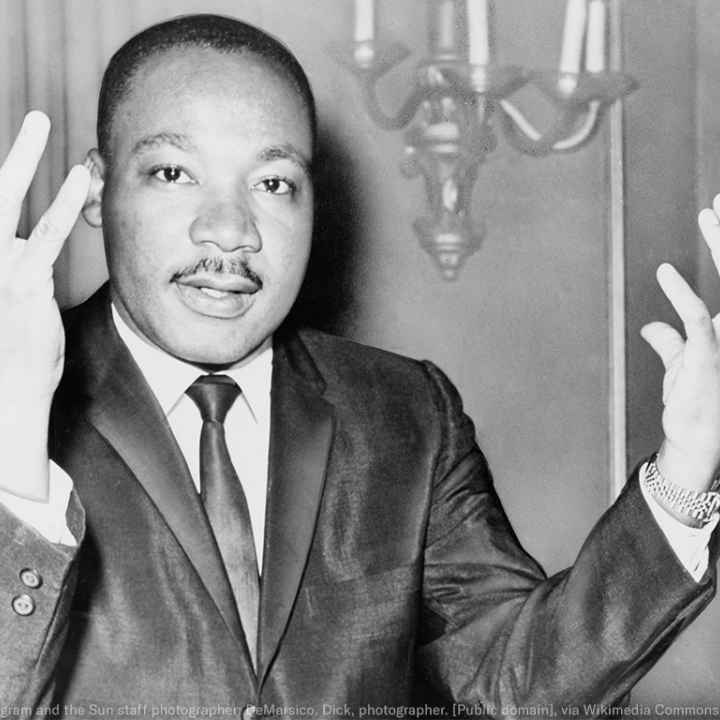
[0,285,715,716]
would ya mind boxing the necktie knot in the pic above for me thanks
[186,375,241,423]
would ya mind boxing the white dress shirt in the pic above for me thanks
[0,308,715,581]
[111,305,273,567]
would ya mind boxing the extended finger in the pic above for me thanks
[0,112,51,238]
[640,321,684,370]
[656,263,715,345]
[26,164,90,265]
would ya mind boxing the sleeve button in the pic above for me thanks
[11,594,35,616]
[19,568,42,589]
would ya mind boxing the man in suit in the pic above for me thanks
[0,14,719,717]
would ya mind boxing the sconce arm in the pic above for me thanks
[498,98,603,156]
[552,102,603,151]
[358,61,479,131]
[331,41,431,130]
[359,79,429,130]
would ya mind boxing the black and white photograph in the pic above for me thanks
[0,1,717,717]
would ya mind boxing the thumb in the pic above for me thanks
[640,321,684,370]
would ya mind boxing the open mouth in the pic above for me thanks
[174,274,261,318]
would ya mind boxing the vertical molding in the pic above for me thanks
[608,0,627,501]
[695,0,712,304]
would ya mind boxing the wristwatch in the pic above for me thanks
[644,454,720,525]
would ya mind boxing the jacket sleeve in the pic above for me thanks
[0,489,84,711]
[415,361,716,713]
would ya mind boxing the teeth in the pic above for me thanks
[199,287,229,298]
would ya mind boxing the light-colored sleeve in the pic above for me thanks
[640,463,718,582]
[0,461,77,546]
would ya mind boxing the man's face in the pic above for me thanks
[98,47,314,364]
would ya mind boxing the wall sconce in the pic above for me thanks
[333,0,636,280]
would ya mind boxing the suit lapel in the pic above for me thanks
[60,287,248,656]
[60,288,336,686]
[257,329,335,686]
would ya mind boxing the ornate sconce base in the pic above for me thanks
[413,216,484,281]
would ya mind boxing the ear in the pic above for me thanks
[81,149,106,228]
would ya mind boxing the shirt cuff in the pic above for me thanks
[640,462,718,582]
[0,461,78,546]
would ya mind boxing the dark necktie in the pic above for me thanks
[186,374,260,669]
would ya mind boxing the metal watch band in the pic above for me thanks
[644,454,720,525]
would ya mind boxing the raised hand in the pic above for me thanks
[641,205,720,498]
[0,112,90,500]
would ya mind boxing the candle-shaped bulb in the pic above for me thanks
[467,0,492,67]
[354,0,376,44]
[354,0,376,66]
[431,0,457,57]
[585,0,607,73]
[559,0,588,76]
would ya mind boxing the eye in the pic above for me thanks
[252,177,296,196]
[151,165,194,184]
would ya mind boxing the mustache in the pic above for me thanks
[172,257,263,288]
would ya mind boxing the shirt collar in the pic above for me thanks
[111,303,273,421]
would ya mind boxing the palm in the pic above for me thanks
[0,112,89,500]
[642,212,720,491]
[660,328,720,470]
[0,113,89,403]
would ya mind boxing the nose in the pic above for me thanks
[189,196,262,253]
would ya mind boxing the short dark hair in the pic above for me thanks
[97,13,317,161]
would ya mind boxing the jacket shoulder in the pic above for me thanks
[293,327,448,410]
[297,327,427,378]
[293,327,480,485]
